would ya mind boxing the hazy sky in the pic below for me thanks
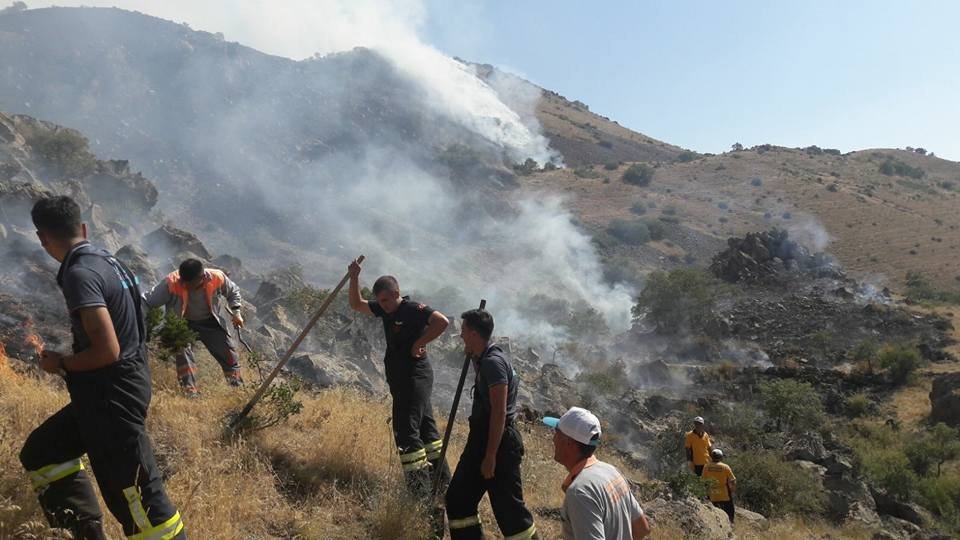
[27,0,960,160]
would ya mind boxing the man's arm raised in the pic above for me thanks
[347,258,373,315]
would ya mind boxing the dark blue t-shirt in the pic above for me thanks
[57,242,144,366]
[368,296,435,366]
[471,344,518,422]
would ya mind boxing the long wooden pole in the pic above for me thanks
[229,255,364,431]
[432,298,486,500]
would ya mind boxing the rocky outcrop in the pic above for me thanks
[711,229,844,284]
[930,372,960,427]
[643,497,733,539]
[286,352,374,393]
[143,225,212,261]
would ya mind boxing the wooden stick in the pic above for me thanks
[228,255,364,431]
[432,299,486,500]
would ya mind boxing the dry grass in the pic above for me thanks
[735,516,872,539]
[1,348,889,539]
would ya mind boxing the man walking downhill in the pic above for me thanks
[684,416,713,476]
[701,449,737,523]
[544,407,650,540]
[346,259,451,497]
[446,308,538,540]
[144,258,244,396]
[20,196,184,539]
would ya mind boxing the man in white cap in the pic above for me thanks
[701,448,736,522]
[544,407,651,540]
[684,416,713,476]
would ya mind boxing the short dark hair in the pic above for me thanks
[575,437,599,459]
[461,309,494,340]
[31,196,82,239]
[179,258,205,282]
[372,275,399,295]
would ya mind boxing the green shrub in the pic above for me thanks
[645,220,666,241]
[843,393,873,418]
[908,423,960,477]
[286,285,331,317]
[629,202,647,215]
[665,469,714,499]
[879,158,925,179]
[917,475,960,528]
[632,268,718,334]
[676,150,698,163]
[607,219,650,245]
[604,161,619,171]
[877,344,923,385]
[863,446,918,501]
[711,403,765,449]
[26,129,97,178]
[513,158,539,176]
[727,451,827,517]
[154,312,198,360]
[757,379,824,433]
[849,340,878,372]
[622,163,654,186]
[905,271,960,304]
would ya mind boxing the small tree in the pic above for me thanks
[632,269,717,334]
[622,163,654,186]
[727,451,827,517]
[757,379,824,433]
[910,423,960,477]
[154,312,198,360]
[878,344,922,385]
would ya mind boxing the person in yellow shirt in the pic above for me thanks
[683,416,713,476]
[701,449,736,522]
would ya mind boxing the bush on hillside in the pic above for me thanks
[633,268,718,334]
[606,218,651,245]
[26,129,97,178]
[154,311,198,360]
[622,163,654,186]
[675,150,698,163]
[879,158,925,179]
[757,379,824,433]
[843,393,874,418]
[726,450,827,517]
[877,344,923,385]
[905,271,960,304]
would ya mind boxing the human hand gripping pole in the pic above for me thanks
[228,255,364,432]
[432,298,486,501]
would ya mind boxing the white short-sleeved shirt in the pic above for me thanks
[562,460,644,540]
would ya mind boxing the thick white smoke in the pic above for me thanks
[20,1,630,343]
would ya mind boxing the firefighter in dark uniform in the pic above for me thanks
[20,196,185,540]
[446,308,538,540]
[347,259,451,496]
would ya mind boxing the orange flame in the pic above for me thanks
[22,318,45,356]
[25,333,45,356]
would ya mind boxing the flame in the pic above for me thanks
[25,333,45,356]
[22,318,45,356]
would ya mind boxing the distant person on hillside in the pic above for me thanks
[684,416,713,476]
[701,449,737,523]
[346,259,451,499]
[144,258,244,396]
[544,406,651,540]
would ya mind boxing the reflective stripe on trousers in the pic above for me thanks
[424,439,443,460]
[448,514,481,529]
[399,448,428,471]
[27,458,84,490]
[127,511,184,540]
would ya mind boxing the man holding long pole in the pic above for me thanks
[446,308,538,540]
[346,259,451,498]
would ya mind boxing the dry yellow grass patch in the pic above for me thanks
[735,516,872,539]
[1,348,887,539]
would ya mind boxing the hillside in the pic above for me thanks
[517,145,960,290]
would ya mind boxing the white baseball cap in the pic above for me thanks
[543,407,601,446]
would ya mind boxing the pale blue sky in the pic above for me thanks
[422,1,960,160]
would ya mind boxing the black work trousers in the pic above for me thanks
[388,361,450,496]
[713,499,735,523]
[445,419,537,540]
[20,371,183,540]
